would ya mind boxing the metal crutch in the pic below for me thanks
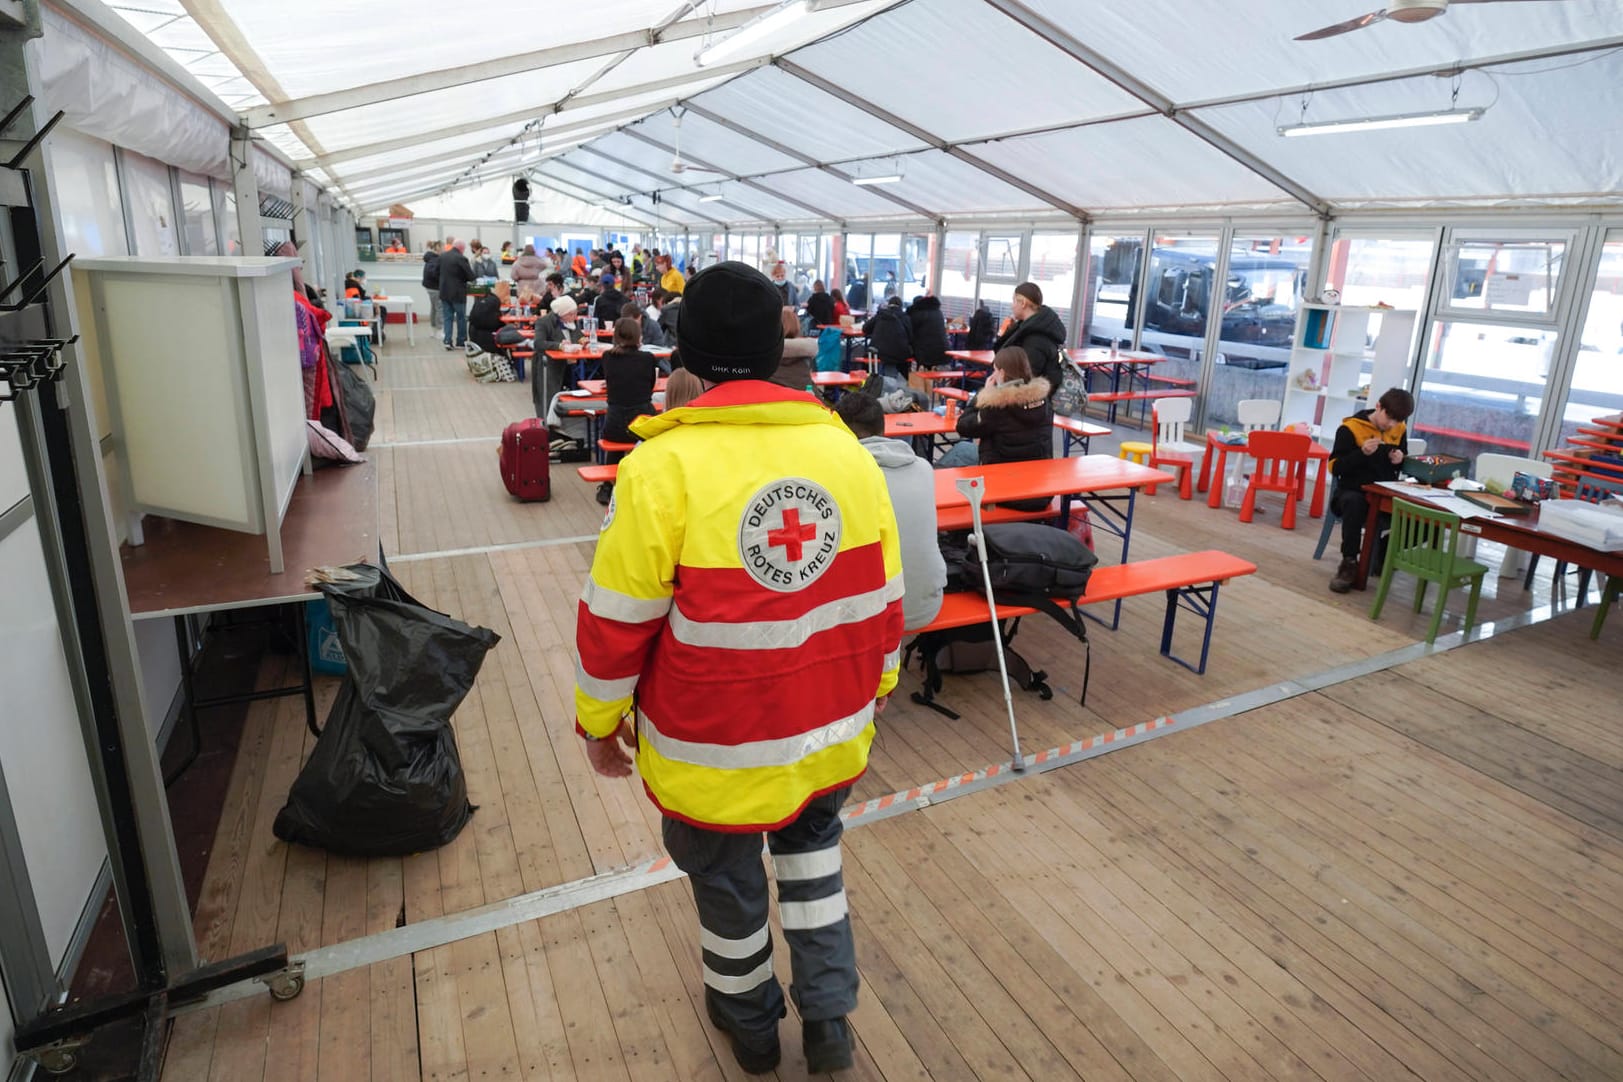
[955,476,1025,772]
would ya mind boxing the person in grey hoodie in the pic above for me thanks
[833,392,946,631]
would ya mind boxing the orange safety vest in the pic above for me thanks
[574,381,903,831]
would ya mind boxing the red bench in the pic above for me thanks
[914,550,1256,683]
[1054,416,1112,456]
[1410,422,1531,452]
[576,465,617,483]
[1085,388,1197,426]
[1145,374,1196,388]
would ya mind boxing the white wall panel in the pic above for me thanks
[0,522,108,966]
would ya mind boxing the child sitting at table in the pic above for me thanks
[1327,387,1414,594]
[595,317,661,504]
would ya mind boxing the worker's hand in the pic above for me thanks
[874,694,890,716]
[1360,437,1381,455]
[585,719,637,778]
[1388,448,1405,465]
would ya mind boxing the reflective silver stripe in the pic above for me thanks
[581,576,672,624]
[881,649,900,672]
[640,702,872,770]
[574,656,637,702]
[883,573,904,602]
[669,584,890,651]
[703,957,774,995]
[779,891,848,931]
[772,846,842,884]
[700,923,770,960]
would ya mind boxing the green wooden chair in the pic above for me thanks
[1369,499,1490,644]
[1593,575,1620,640]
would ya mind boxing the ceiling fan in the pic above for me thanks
[668,112,725,177]
[1296,0,1545,41]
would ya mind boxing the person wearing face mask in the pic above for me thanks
[769,262,799,307]
[991,282,1066,401]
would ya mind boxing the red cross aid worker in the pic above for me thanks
[574,261,904,1075]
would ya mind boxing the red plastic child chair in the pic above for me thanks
[1239,430,1312,529]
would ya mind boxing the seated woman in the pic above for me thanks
[770,306,818,390]
[937,346,1053,510]
[595,316,661,504]
[343,268,387,343]
[467,279,508,355]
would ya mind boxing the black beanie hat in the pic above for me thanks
[677,261,783,382]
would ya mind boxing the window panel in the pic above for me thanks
[1209,232,1314,429]
[1559,234,1623,446]
[1415,320,1556,460]
[49,130,127,256]
[1083,232,1143,349]
[1029,232,1079,342]
[177,170,217,255]
[1443,235,1567,319]
[120,149,178,257]
[940,231,979,322]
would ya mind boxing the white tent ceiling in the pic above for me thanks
[94,0,1623,225]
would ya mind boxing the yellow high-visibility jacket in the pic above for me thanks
[574,380,904,831]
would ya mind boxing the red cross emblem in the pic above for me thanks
[766,508,818,562]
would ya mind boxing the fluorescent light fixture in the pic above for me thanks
[698,193,725,203]
[851,173,903,186]
[695,0,808,67]
[1277,108,1482,137]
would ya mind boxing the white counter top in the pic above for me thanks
[73,256,302,279]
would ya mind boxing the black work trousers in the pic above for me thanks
[662,787,858,1038]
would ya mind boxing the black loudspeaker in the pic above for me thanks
[512,177,531,201]
[514,201,529,223]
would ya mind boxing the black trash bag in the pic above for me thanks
[335,360,376,450]
[273,564,499,856]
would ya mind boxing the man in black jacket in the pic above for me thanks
[422,241,441,328]
[805,280,835,329]
[593,274,626,326]
[906,294,948,369]
[993,282,1067,400]
[863,296,913,380]
[438,241,475,350]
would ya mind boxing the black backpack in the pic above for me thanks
[908,523,1098,714]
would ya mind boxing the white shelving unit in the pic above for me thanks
[1280,303,1416,443]
[72,256,309,573]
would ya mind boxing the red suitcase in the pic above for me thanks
[499,419,551,501]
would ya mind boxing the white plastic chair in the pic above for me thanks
[1150,397,1203,499]
[1475,453,1553,577]
[1235,398,1280,433]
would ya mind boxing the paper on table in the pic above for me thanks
[1420,494,1499,520]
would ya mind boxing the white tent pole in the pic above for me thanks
[979,0,1329,218]
[229,126,262,256]
[308,97,688,173]
[681,103,941,225]
[774,58,1088,222]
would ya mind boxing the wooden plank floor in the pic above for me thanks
[160,340,1623,1080]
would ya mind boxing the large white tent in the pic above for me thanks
[73,0,1623,225]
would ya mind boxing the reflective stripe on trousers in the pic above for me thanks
[661,786,859,1036]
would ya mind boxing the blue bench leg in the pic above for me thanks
[1161,581,1221,674]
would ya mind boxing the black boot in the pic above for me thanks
[1329,557,1358,594]
[803,1017,854,1073]
[705,996,781,1074]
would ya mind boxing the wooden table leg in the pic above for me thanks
[1354,494,1381,589]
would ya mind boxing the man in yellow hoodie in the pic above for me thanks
[574,261,903,1074]
[1328,387,1414,593]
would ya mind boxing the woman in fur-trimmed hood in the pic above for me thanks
[955,346,1053,467]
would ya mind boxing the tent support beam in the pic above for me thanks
[331,130,604,191]
[680,103,939,225]
[243,0,877,127]
[615,128,844,226]
[571,145,735,228]
[305,96,685,173]
[978,0,1330,217]
[773,58,1088,222]
[364,174,661,229]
